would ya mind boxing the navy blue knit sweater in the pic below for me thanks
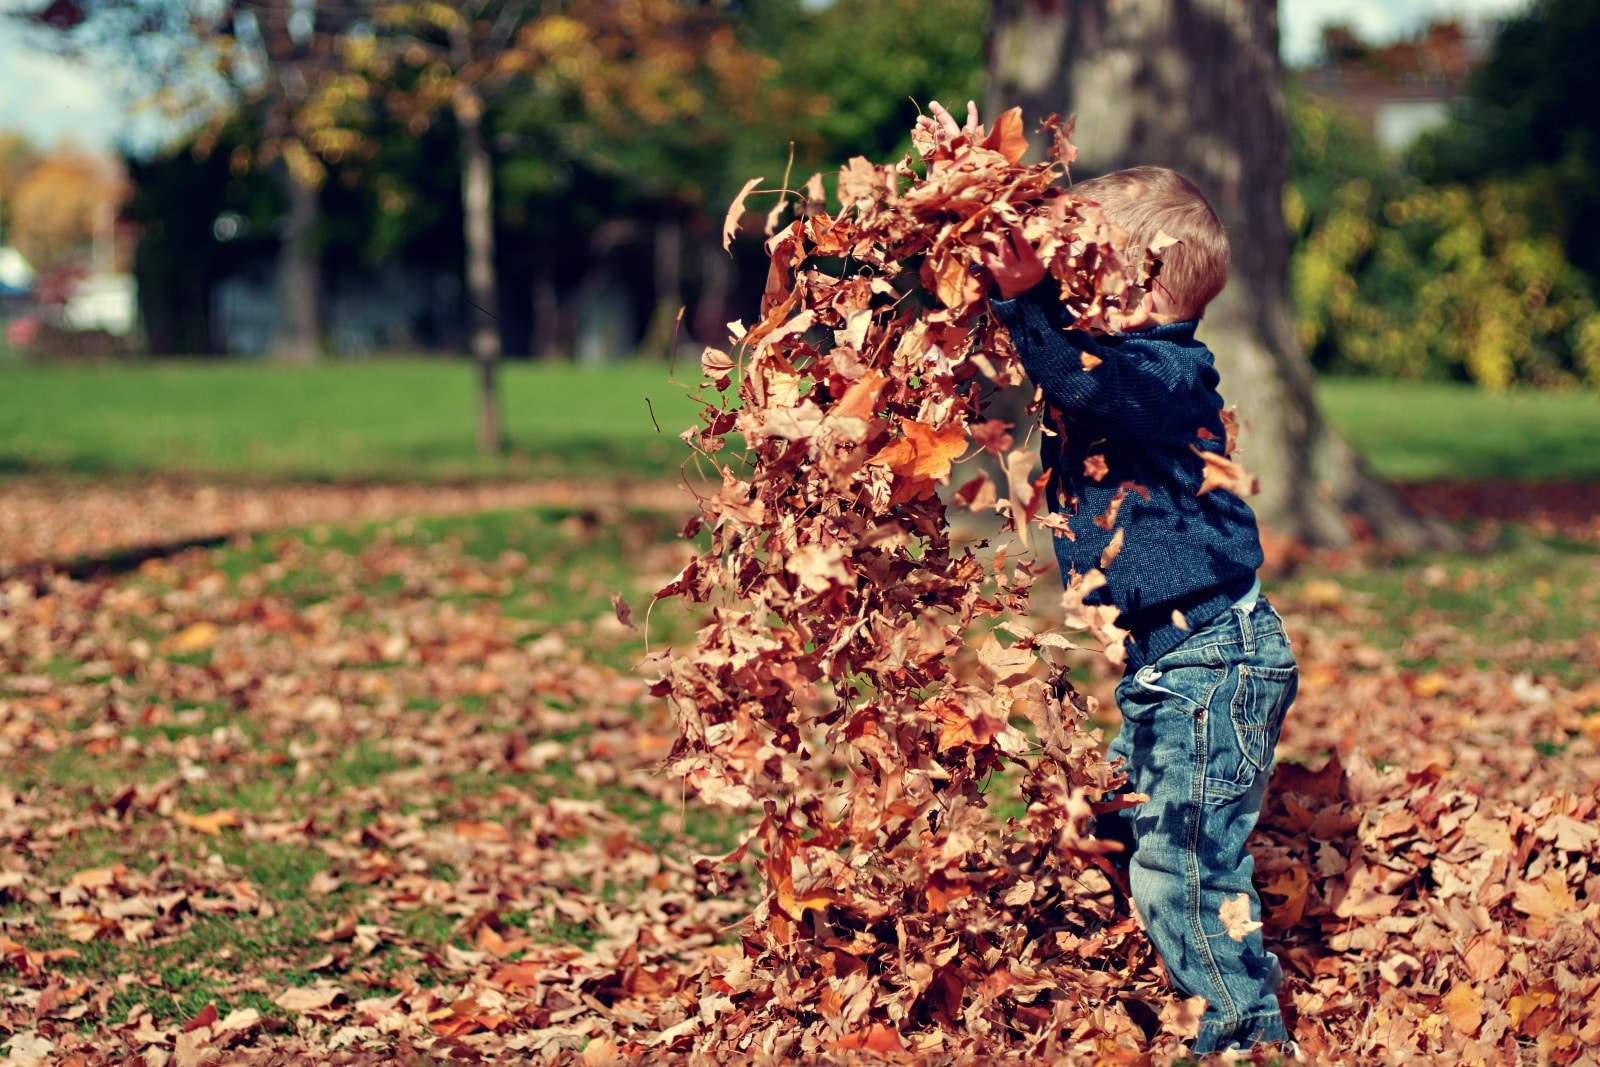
[990,284,1263,670]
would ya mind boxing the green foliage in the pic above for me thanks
[1410,0,1600,280]
[766,0,988,168]
[1287,94,1600,389]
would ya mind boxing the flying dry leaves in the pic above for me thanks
[649,110,1227,1059]
[651,105,1600,1063]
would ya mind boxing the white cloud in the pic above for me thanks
[0,36,124,151]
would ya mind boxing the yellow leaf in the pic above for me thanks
[165,622,218,654]
[1513,871,1577,936]
[1441,982,1482,1035]
[174,809,241,836]
[1412,671,1449,699]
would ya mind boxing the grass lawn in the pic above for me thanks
[0,359,706,482]
[1315,376,1600,481]
[0,359,1595,482]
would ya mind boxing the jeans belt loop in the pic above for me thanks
[1239,601,1256,654]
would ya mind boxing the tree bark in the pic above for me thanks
[986,0,1441,547]
[453,26,503,455]
[641,216,684,359]
[531,260,563,360]
[271,154,321,363]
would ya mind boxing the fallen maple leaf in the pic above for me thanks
[172,809,240,836]
[830,1023,906,1054]
[274,985,344,1013]
[868,419,968,484]
[1219,892,1261,941]
[1441,982,1482,1035]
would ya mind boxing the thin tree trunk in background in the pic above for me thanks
[453,24,503,455]
[642,217,683,358]
[531,261,561,360]
[272,157,321,363]
[986,0,1440,547]
[694,237,731,346]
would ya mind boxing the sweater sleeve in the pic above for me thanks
[990,285,1189,436]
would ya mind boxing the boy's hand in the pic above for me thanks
[917,99,986,158]
[980,222,1047,300]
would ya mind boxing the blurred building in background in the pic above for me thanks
[1298,19,1488,152]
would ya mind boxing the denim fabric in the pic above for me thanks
[1100,594,1298,1053]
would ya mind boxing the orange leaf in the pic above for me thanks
[925,871,973,912]
[830,1023,905,1054]
[173,809,240,836]
[868,419,967,484]
[489,960,544,991]
[1441,983,1482,1035]
[1191,445,1258,497]
[831,370,887,423]
[982,106,1029,164]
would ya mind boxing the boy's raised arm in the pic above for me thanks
[990,284,1188,436]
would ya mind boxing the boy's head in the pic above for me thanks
[1070,166,1229,321]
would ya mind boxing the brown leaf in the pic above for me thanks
[722,176,764,251]
[1191,445,1258,497]
[274,985,344,1013]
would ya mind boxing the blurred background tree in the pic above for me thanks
[21,0,374,362]
[987,0,1437,545]
[1287,0,1600,391]
[6,0,1597,472]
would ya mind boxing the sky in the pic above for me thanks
[0,0,1536,157]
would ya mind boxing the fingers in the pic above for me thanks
[1005,221,1030,258]
[928,99,961,139]
[965,100,980,131]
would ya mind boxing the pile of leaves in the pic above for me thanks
[0,478,686,576]
[649,111,1211,1058]
[1257,753,1599,1062]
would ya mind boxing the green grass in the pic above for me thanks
[0,359,706,481]
[0,361,1595,483]
[1316,376,1600,481]
[1277,524,1600,680]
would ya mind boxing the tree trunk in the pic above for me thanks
[531,260,563,360]
[453,26,503,455]
[986,0,1440,547]
[694,233,732,345]
[641,216,684,359]
[272,159,321,363]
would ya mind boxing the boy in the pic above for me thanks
[934,101,1301,1053]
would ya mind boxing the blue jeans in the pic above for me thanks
[1101,595,1298,1053]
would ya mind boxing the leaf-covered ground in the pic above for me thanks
[1,494,1596,1063]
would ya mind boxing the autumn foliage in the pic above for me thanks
[650,110,1171,1056]
[651,112,1600,1060]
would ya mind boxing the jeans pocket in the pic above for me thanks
[1229,663,1298,777]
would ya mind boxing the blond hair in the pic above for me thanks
[1070,166,1230,320]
